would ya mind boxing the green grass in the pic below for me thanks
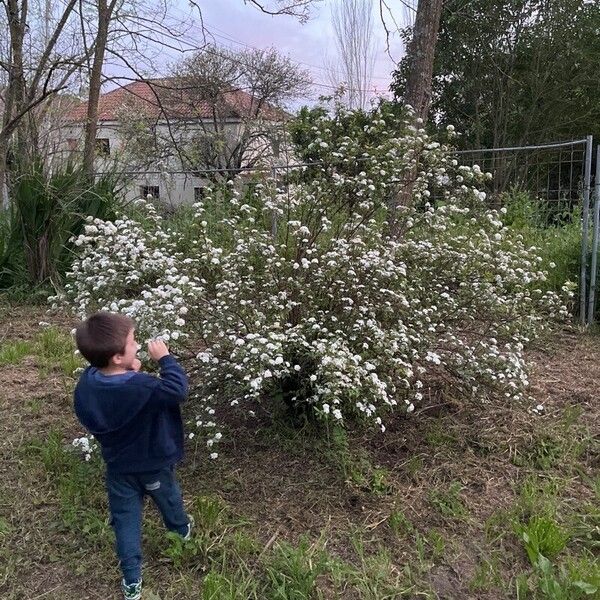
[469,552,503,592]
[388,510,413,537]
[515,516,569,565]
[34,326,81,376]
[517,474,565,518]
[265,537,329,599]
[323,426,394,495]
[23,431,109,545]
[513,434,566,470]
[0,326,80,375]
[0,339,33,366]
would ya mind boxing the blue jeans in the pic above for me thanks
[106,466,189,584]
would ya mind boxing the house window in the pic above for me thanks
[194,186,206,201]
[95,138,110,156]
[141,185,160,200]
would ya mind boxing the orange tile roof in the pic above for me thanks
[68,79,287,123]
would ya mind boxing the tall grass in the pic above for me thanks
[0,162,119,292]
[502,190,582,296]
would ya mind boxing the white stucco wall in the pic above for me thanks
[57,118,281,206]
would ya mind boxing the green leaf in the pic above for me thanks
[572,581,598,595]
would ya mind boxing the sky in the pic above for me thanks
[145,0,410,106]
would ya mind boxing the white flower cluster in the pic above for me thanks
[49,199,202,343]
[56,105,571,450]
[187,398,222,459]
[72,435,97,461]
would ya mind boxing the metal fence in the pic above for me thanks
[326,136,599,325]
[450,138,590,207]
[444,137,596,325]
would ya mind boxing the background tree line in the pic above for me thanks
[392,0,600,149]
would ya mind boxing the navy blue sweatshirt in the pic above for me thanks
[74,355,188,473]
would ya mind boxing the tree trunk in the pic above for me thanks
[403,0,444,123]
[82,0,116,180]
[390,0,444,224]
[5,0,28,164]
[0,148,8,208]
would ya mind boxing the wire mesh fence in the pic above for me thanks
[440,138,596,325]
[436,138,590,214]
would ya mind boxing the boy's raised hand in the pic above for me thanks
[148,339,170,361]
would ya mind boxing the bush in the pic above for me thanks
[53,104,571,453]
[0,161,119,290]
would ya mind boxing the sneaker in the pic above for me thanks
[183,514,195,541]
[121,578,142,600]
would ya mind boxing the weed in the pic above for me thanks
[514,516,569,565]
[0,517,10,539]
[424,419,458,448]
[325,427,390,494]
[426,530,446,560]
[469,553,503,591]
[514,572,530,599]
[194,495,226,532]
[228,530,261,558]
[570,504,600,552]
[264,536,328,599]
[164,530,206,569]
[485,508,517,543]
[513,434,564,470]
[534,553,599,600]
[388,510,413,537]
[592,476,600,502]
[559,405,583,432]
[34,326,81,377]
[202,568,261,599]
[561,554,600,595]
[403,455,424,479]
[23,431,108,545]
[340,538,411,600]
[517,474,563,518]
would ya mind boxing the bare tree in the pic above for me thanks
[228,0,318,23]
[0,0,87,204]
[327,0,376,110]
[0,0,322,201]
[402,0,443,122]
[81,0,119,180]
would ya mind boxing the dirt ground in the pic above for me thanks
[0,305,598,599]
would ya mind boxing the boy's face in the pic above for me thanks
[111,328,139,370]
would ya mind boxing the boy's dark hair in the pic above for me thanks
[75,312,134,368]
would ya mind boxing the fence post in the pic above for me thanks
[579,135,593,325]
[270,166,278,239]
[587,146,600,325]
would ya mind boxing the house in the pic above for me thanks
[64,79,288,206]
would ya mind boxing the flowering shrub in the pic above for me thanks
[53,104,571,452]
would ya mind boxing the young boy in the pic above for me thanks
[74,311,191,600]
